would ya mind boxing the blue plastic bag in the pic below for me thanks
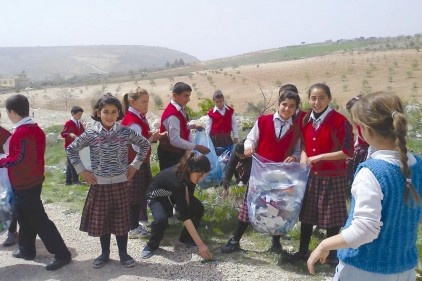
[193,131,223,189]
[247,154,310,235]
[217,145,234,177]
[0,154,13,234]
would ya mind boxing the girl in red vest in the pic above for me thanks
[206,90,239,155]
[121,87,164,238]
[288,83,354,266]
[221,90,302,254]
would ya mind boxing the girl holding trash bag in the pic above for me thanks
[289,83,354,265]
[221,90,302,254]
[307,92,422,281]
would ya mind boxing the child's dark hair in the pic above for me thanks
[279,90,300,108]
[122,87,149,114]
[175,152,211,182]
[278,84,298,96]
[91,93,124,122]
[71,106,84,114]
[172,82,192,94]
[213,90,224,100]
[351,91,419,204]
[345,94,362,112]
[302,83,332,126]
[5,94,29,117]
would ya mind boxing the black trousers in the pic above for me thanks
[65,156,79,184]
[14,184,71,259]
[147,196,204,249]
[157,146,185,171]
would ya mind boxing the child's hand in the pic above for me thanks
[307,155,322,165]
[69,133,77,139]
[284,155,297,163]
[149,131,161,143]
[307,245,329,275]
[194,144,210,155]
[80,170,97,185]
[198,244,213,260]
[244,147,254,157]
[127,166,137,181]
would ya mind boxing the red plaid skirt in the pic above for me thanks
[299,174,348,228]
[129,162,152,205]
[238,186,250,223]
[80,182,131,236]
[210,133,233,155]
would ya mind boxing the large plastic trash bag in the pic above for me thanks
[247,153,310,235]
[217,145,234,177]
[193,130,222,189]
[0,154,13,234]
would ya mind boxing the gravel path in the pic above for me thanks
[0,203,331,281]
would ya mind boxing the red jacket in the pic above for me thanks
[256,114,301,162]
[207,106,234,135]
[121,111,151,163]
[0,123,45,190]
[302,110,354,176]
[158,103,190,152]
[0,126,11,154]
[61,119,85,148]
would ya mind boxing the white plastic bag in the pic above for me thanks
[193,130,222,189]
[247,154,310,235]
[0,154,13,234]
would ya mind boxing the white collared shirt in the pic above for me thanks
[128,106,147,152]
[12,117,34,132]
[71,116,80,128]
[309,107,333,129]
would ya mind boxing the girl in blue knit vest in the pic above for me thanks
[307,92,422,280]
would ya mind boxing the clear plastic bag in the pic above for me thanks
[247,154,310,235]
[217,145,234,177]
[193,131,222,189]
[0,154,13,234]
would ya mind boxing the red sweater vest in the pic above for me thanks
[158,103,190,152]
[207,106,234,135]
[302,110,354,176]
[121,111,151,163]
[256,114,301,162]
[61,119,85,148]
[0,124,45,190]
[0,126,11,154]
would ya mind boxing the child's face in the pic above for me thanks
[130,94,149,115]
[278,98,297,121]
[173,91,191,107]
[213,98,225,110]
[190,172,207,184]
[308,88,331,114]
[98,104,119,129]
[72,112,83,120]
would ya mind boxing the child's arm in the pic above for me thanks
[183,219,213,260]
[244,121,259,157]
[307,234,348,275]
[231,113,239,144]
[127,128,151,168]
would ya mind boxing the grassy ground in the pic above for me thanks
[39,126,422,278]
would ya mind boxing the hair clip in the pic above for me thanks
[406,178,412,183]
[391,111,398,119]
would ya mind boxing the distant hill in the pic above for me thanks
[0,45,199,81]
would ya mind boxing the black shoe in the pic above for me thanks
[221,237,240,254]
[179,237,197,247]
[120,253,135,268]
[45,257,71,271]
[12,250,35,260]
[140,245,154,259]
[286,251,310,264]
[92,254,110,268]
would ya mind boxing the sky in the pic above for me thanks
[1,0,422,61]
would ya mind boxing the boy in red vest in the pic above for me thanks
[157,82,210,170]
[0,94,71,270]
[61,106,84,185]
[206,90,238,155]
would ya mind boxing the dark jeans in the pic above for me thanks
[157,146,185,171]
[147,196,204,249]
[14,184,71,259]
[65,156,79,184]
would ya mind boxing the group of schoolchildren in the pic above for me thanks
[0,81,421,281]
